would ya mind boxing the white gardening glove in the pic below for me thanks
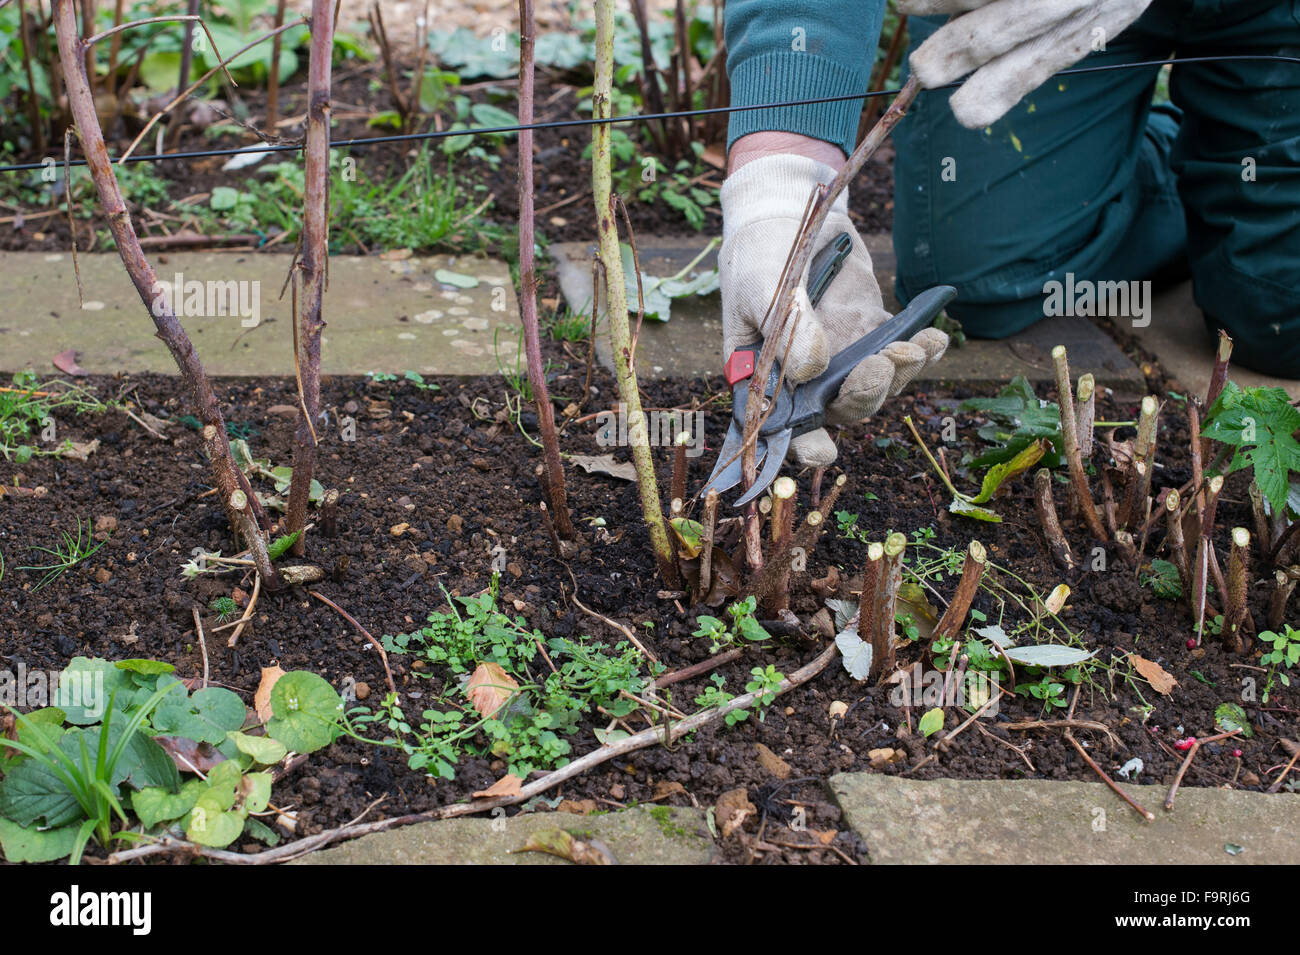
[720,154,948,467]
[897,0,1153,128]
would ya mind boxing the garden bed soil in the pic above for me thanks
[1,357,1291,865]
[1,54,897,257]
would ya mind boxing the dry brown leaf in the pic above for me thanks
[1129,653,1178,696]
[715,788,754,838]
[652,780,687,800]
[467,662,519,718]
[52,349,88,377]
[811,829,839,845]
[473,773,523,799]
[254,664,286,723]
[518,829,615,865]
[569,454,636,482]
[558,798,600,814]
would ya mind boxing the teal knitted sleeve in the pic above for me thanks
[725,0,884,156]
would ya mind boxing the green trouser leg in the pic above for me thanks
[893,2,1300,377]
[1170,1,1300,377]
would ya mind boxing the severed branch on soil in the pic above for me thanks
[1052,345,1107,541]
[1165,728,1241,809]
[1119,395,1158,530]
[53,0,277,587]
[765,476,797,614]
[1074,373,1095,458]
[592,0,678,586]
[933,540,986,641]
[1035,468,1074,570]
[861,532,906,681]
[1268,569,1296,631]
[1224,527,1251,652]
[285,0,334,556]
[517,0,576,543]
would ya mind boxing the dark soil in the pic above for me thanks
[1,355,1293,865]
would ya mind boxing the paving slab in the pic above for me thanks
[291,804,716,865]
[831,773,1300,865]
[1135,280,1300,399]
[0,251,520,377]
[552,235,1147,395]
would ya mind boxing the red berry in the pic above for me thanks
[1186,639,1196,649]
[1175,737,1196,751]
[1233,749,1243,758]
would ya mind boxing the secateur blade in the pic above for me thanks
[732,427,791,508]
[699,421,762,500]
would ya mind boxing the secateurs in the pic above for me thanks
[700,233,956,507]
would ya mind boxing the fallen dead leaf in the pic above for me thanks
[754,742,792,779]
[558,798,600,814]
[473,773,523,799]
[570,453,636,482]
[153,735,228,773]
[869,747,905,769]
[52,349,88,377]
[1129,653,1178,696]
[811,828,839,845]
[715,788,754,838]
[254,664,286,723]
[62,439,100,462]
[467,661,519,719]
[518,829,616,865]
[653,780,687,800]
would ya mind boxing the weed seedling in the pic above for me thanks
[745,665,785,722]
[18,519,108,592]
[1259,625,1300,703]
[692,596,771,654]
[208,597,239,623]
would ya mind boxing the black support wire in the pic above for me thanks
[0,53,1297,174]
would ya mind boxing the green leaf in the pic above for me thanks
[469,102,517,132]
[434,268,479,289]
[57,657,133,724]
[243,815,281,846]
[267,531,300,561]
[153,687,246,745]
[1002,645,1094,667]
[1214,702,1254,738]
[970,439,1048,504]
[228,731,288,766]
[241,772,272,814]
[949,498,1002,522]
[534,31,587,69]
[131,778,207,829]
[0,818,79,863]
[0,756,83,828]
[210,186,242,211]
[266,672,342,754]
[918,708,945,737]
[186,799,245,847]
[668,517,704,559]
[114,659,176,676]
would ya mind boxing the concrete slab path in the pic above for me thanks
[0,251,521,377]
[831,774,1300,865]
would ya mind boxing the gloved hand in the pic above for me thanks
[897,0,1153,128]
[720,154,948,468]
